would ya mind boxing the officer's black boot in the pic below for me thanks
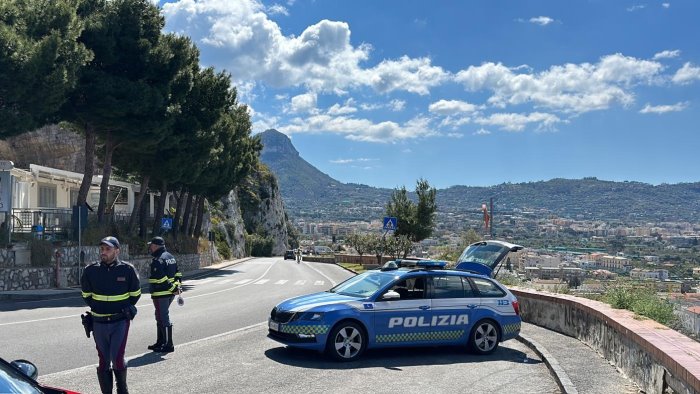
[147,324,164,351]
[96,367,113,394]
[113,368,128,394]
[157,324,174,353]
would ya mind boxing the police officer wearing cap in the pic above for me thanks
[81,236,140,394]
[147,236,181,353]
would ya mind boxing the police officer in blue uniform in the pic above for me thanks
[81,236,140,394]
[147,236,181,353]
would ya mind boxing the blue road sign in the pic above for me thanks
[161,217,173,230]
[383,216,397,231]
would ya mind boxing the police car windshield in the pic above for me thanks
[329,272,395,297]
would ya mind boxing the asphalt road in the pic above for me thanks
[1,258,560,393]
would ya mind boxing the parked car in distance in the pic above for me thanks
[0,357,79,394]
[284,250,295,260]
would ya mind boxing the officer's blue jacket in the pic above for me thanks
[148,247,181,298]
[81,260,141,317]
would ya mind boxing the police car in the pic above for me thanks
[268,240,523,361]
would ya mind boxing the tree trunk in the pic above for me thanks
[172,187,185,238]
[152,180,168,235]
[193,196,205,237]
[76,124,96,206]
[96,132,116,223]
[128,174,150,232]
[181,192,194,235]
[139,191,148,238]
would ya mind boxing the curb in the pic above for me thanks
[516,334,578,394]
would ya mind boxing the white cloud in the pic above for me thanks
[653,50,680,60]
[672,63,700,84]
[439,116,471,129]
[474,128,491,136]
[290,92,317,113]
[327,99,357,115]
[162,0,447,96]
[627,5,646,12]
[454,54,664,114]
[529,16,554,26]
[267,4,288,16]
[330,158,377,164]
[429,99,479,115]
[475,112,562,132]
[445,132,464,139]
[389,99,406,112]
[639,102,688,114]
[364,56,449,95]
[278,114,437,143]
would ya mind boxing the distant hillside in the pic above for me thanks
[259,129,700,223]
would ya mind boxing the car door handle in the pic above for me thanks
[419,305,431,310]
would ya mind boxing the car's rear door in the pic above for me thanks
[428,273,478,343]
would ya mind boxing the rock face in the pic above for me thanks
[219,189,247,258]
[238,165,289,256]
[1,124,91,173]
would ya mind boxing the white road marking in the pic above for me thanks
[314,281,325,286]
[294,280,306,285]
[274,280,289,285]
[234,279,253,285]
[254,279,270,285]
[40,322,267,379]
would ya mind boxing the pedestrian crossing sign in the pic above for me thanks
[161,218,173,230]
[383,216,397,231]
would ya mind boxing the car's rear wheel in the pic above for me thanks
[326,321,366,361]
[469,320,500,354]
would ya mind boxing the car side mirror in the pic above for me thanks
[11,360,38,380]
[381,290,400,301]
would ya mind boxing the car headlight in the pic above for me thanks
[297,312,324,321]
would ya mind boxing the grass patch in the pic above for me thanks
[338,262,366,274]
[603,285,676,326]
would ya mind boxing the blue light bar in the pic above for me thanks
[414,260,447,269]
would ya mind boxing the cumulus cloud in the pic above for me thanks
[672,63,700,84]
[529,16,554,26]
[327,99,358,115]
[267,4,288,16]
[389,99,406,111]
[474,128,491,136]
[290,92,317,113]
[639,102,689,114]
[278,114,437,143]
[454,54,664,114]
[429,99,480,115]
[653,50,680,60]
[162,0,447,95]
[475,112,562,132]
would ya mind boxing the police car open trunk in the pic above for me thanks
[454,240,523,278]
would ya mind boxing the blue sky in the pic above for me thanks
[156,0,700,189]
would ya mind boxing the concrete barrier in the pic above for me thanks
[512,288,700,394]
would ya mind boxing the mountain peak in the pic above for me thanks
[260,129,299,157]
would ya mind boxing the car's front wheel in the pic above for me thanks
[326,321,366,361]
[469,320,500,355]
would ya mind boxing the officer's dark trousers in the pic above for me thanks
[153,295,174,326]
[94,319,130,372]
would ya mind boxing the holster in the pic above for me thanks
[81,312,93,338]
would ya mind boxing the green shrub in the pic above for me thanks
[212,226,231,260]
[30,239,54,267]
[245,233,273,257]
[603,285,677,325]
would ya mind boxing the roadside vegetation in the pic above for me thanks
[602,285,677,326]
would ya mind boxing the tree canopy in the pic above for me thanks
[385,178,437,243]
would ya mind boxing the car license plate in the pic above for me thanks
[268,320,279,331]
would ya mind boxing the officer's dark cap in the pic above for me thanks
[148,236,165,246]
[99,236,120,249]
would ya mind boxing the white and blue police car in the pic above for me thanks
[268,240,524,361]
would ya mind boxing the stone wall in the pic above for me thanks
[0,248,212,291]
[512,288,699,394]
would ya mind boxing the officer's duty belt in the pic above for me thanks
[92,312,126,323]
